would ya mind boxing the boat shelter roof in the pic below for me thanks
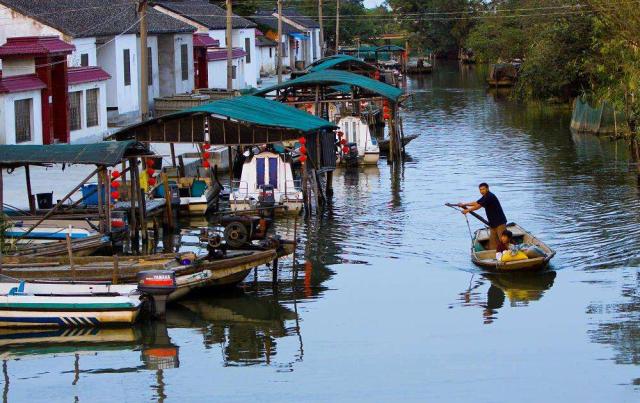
[252,69,403,103]
[0,140,152,168]
[111,95,337,145]
[308,55,377,74]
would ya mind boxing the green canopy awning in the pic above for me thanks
[308,55,376,73]
[112,95,337,145]
[0,140,151,168]
[252,70,403,102]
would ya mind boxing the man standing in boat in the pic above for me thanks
[458,183,507,250]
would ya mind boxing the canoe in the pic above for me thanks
[471,223,555,272]
[0,293,142,328]
[0,244,294,301]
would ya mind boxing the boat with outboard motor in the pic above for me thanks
[0,271,176,328]
[336,116,380,166]
[229,151,303,215]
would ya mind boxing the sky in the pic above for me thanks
[364,0,385,8]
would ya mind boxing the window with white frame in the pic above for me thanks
[86,88,99,128]
[69,91,82,131]
[14,98,32,143]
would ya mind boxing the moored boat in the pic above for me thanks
[471,223,555,272]
[337,116,379,166]
[230,151,303,215]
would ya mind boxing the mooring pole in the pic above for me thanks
[24,165,35,214]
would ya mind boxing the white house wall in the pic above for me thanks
[0,5,65,69]
[136,35,159,110]
[172,33,194,94]
[68,81,108,143]
[97,33,140,119]
[0,90,43,145]
[207,58,244,90]
[69,37,97,67]
[232,29,257,88]
[258,46,276,75]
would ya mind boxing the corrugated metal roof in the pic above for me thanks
[113,95,337,139]
[252,69,404,102]
[0,74,47,94]
[308,55,376,73]
[0,141,152,167]
[68,66,111,85]
[0,36,75,57]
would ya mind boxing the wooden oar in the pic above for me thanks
[445,203,490,226]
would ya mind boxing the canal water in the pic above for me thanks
[3,63,640,402]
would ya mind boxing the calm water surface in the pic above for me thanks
[2,63,640,402]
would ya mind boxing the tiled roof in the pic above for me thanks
[193,33,219,48]
[68,66,111,85]
[155,0,255,30]
[251,11,299,35]
[281,7,320,29]
[0,36,75,57]
[207,48,246,62]
[0,74,46,93]
[256,36,277,48]
[0,0,195,38]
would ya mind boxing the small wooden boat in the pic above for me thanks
[378,134,418,153]
[0,291,142,328]
[0,245,294,301]
[471,223,555,272]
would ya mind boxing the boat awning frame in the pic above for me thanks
[0,140,153,168]
[252,69,404,103]
[111,95,337,145]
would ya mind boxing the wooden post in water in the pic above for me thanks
[128,158,139,251]
[24,165,35,214]
[162,173,174,230]
[103,169,112,233]
[134,160,148,245]
[96,167,105,233]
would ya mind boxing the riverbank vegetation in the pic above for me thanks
[387,0,640,133]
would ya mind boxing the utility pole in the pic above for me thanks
[335,0,340,54]
[277,0,283,84]
[138,0,149,120]
[318,0,324,58]
[226,0,233,91]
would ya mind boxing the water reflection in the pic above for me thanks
[455,271,557,324]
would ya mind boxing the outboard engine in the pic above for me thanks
[137,270,177,318]
[258,184,276,209]
[344,142,359,167]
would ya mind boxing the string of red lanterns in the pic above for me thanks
[298,137,307,163]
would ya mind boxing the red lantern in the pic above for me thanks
[384,113,391,120]
[383,106,390,114]
[299,154,307,163]
[111,191,120,200]
[202,160,211,168]
[146,159,155,168]
[383,99,389,107]
[203,143,211,150]
[203,152,211,159]
[340,138,347,145]
[299,145,307,155]
[111,170,120,179]
[337,131,344,137]
[112,181,121,189]
[298,137,307,145]
[146,168,155,176]
[148,177,157,186]
[342,146,350,153]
